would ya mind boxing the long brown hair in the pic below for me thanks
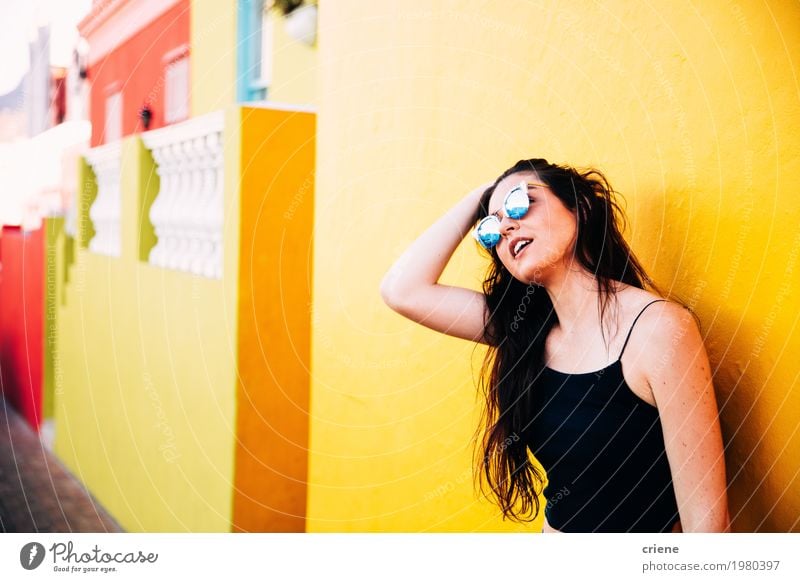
[470,158,656,522]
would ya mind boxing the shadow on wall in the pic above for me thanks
[708,304,799,533]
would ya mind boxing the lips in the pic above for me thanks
[509,236,533,259]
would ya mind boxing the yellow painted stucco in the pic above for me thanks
[308,1,800,532]
[51,105,315,532]
[54,136,239,532]
[190,0,317,110]
[43,217,64,421]
[190,0,237,116]
[269,9,318,106]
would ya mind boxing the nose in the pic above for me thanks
[499,215,518,237]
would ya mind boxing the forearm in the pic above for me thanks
[679,456,731,532]
[380,184,488,301]
[681,506,730,532]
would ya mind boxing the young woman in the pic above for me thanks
[380,158,730,533]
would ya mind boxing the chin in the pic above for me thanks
[514,247,570,281]
[510,264,546,286]
[517,255,565,285]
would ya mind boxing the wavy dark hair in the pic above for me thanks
[470,158,658,523]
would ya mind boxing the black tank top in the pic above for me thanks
[524,299,680,532]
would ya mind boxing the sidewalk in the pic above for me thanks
[0,399,123,532]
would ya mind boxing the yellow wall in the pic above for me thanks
[191,0,237,116]
[269,9,318,106]
[54,137,239,531]
[53,105,315,532]
[43,217,64,420]
[309,0,800,532]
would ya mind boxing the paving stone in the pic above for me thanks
[0,399,123,533]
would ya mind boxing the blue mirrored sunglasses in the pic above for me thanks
[472,181,546,249]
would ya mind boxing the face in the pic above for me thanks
[486,172,578,284]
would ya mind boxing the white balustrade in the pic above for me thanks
[141,111,224,279]
[84,141,123,257]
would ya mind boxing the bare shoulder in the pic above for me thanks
[615,284,694,332]
[631,296,698,341]
[614,285,703,371]
[622,292,708,385]
[598,285,703,407]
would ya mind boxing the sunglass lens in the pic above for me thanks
[505,185,529,219]
[475,218,501,249]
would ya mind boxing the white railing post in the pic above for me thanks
[84,141,123,257]
[141,111,225,278]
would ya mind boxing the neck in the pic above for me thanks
[541,266,603,334]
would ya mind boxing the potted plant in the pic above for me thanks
[268,0,317,46]
[270,0,305,15]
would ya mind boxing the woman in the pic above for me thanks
[380,158,730,533]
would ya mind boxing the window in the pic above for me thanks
[258,8,273,89]
[164,56,189,124]
[237,0,270,102]
[104,91,122,143]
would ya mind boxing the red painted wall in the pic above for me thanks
[0,226,44,431]
[88,0,190,147]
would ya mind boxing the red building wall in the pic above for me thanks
[0,226,44,431]
[88,0,190,147]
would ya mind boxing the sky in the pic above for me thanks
[0,0,92,95]
[0,0,93,226]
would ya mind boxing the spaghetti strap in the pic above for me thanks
[617,299,667,361]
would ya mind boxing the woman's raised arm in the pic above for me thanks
[379,183,493,345]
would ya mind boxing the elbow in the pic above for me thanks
[379,273,404,312]
[380,267,428,315]
[380,279,419,319]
